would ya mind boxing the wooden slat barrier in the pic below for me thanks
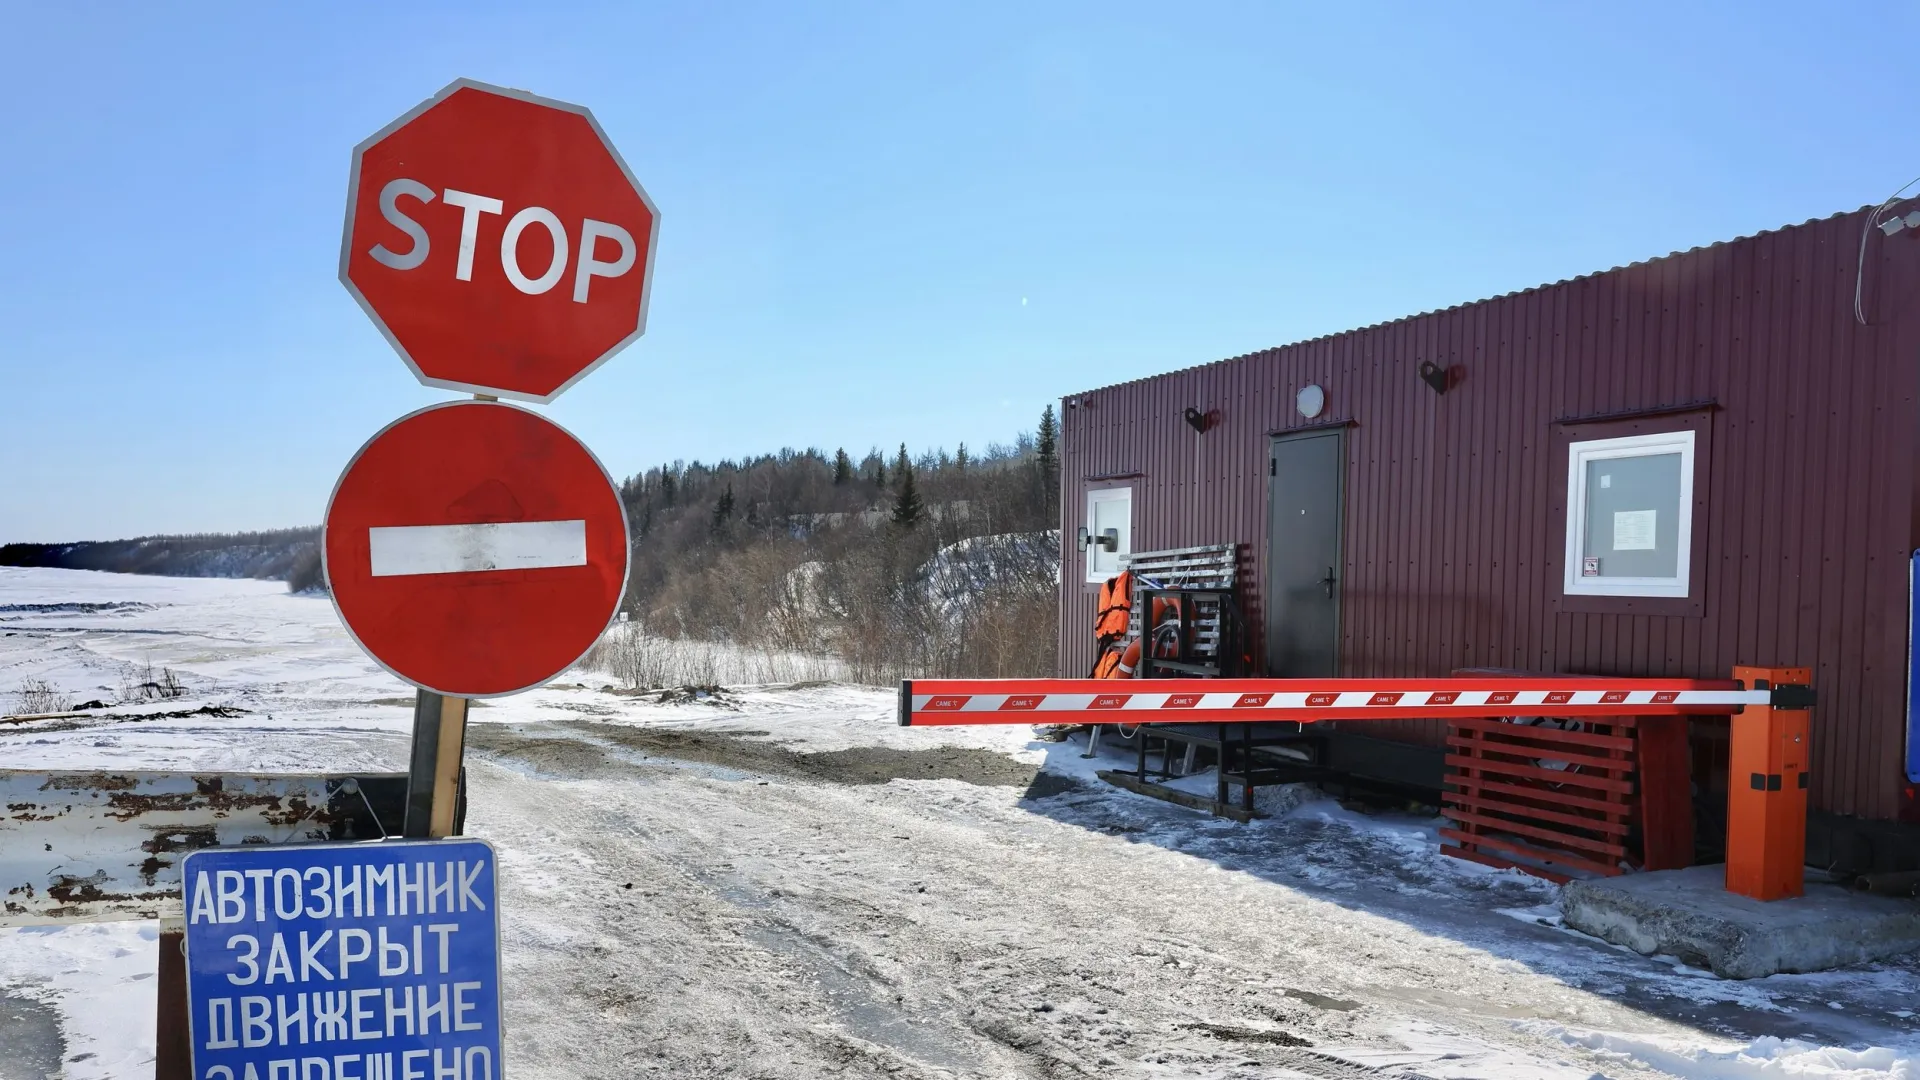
[1441,718,1641,882]
[1439,668,1695,882]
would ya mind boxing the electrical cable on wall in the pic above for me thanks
[1855,172,1920,325]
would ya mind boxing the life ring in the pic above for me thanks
[1103,624,1184,679]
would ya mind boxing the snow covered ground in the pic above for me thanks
[1,567,1916,1079]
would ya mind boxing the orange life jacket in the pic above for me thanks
[1089,571,1135,676]
[1091,577,1193,678]
[1094,571,1133,642]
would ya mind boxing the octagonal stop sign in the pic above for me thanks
[340,79,660,402]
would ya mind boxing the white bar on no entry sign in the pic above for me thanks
[368,520,587,577]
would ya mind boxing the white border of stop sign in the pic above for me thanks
[338,78,661,404]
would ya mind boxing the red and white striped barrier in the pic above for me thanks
[898,677,1790,726]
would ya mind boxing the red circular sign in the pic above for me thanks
[340,79,660,403]
[324,402,629,697]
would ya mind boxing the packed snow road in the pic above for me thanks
[2,568,1917,1079]
[469,719,1626,1079]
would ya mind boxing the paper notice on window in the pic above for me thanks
[1613,509,1657,551]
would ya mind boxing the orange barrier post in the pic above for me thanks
[1726,665,1813,900]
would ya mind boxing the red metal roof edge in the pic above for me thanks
[1063,204,1887,401]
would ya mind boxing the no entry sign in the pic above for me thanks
[324,402,628,698]
[340,79,660,403]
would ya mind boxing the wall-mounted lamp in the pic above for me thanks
[1879,211,1920,238]
[1182,406,1208,433]
[1419,360,1454,395]
[1066,395,1087,409]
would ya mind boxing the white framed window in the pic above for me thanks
[1085,487,1133,583]
[1564,431,1695,598]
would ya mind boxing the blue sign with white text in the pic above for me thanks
[182,838,502,1080]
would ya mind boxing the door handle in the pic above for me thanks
[1320,567,1336,599]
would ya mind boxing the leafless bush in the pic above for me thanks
[287,547,328,594]
[580,621,849,689]
[11,678,72,716]
[120,660,186,702]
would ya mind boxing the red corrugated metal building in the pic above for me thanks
[1058,207,1920,831]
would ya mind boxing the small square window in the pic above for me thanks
[1085,487,1132,583]
[1564,431,1695,598]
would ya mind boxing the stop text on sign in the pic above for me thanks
[340,79,660,403]
[367,180,636,304]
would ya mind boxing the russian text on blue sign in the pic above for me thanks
[182,838,502,1080]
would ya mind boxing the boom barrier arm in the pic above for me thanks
[898,676,1811,726]
[905,670,1819,905]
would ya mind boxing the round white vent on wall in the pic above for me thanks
[1297,384,1326,419]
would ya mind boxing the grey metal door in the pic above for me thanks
[1266,431,1344,676]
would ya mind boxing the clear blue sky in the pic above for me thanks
[4,2,1917,542]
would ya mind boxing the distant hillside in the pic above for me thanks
[612,412,1062,682]
[0,528,322,586]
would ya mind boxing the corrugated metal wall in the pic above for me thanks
[1060,208,1920,821]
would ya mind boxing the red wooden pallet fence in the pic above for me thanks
[1440,669,1693,881]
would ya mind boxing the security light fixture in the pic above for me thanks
[1419,360,1451,395]
[1183,406,1207,433]
[1879,211,1920,238]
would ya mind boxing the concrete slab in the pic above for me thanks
[1561,864,1920,979]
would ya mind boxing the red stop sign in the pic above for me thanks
[324,402,629,697]
[340,79,660,403]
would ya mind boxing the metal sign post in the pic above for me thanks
[405,691,470,839]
